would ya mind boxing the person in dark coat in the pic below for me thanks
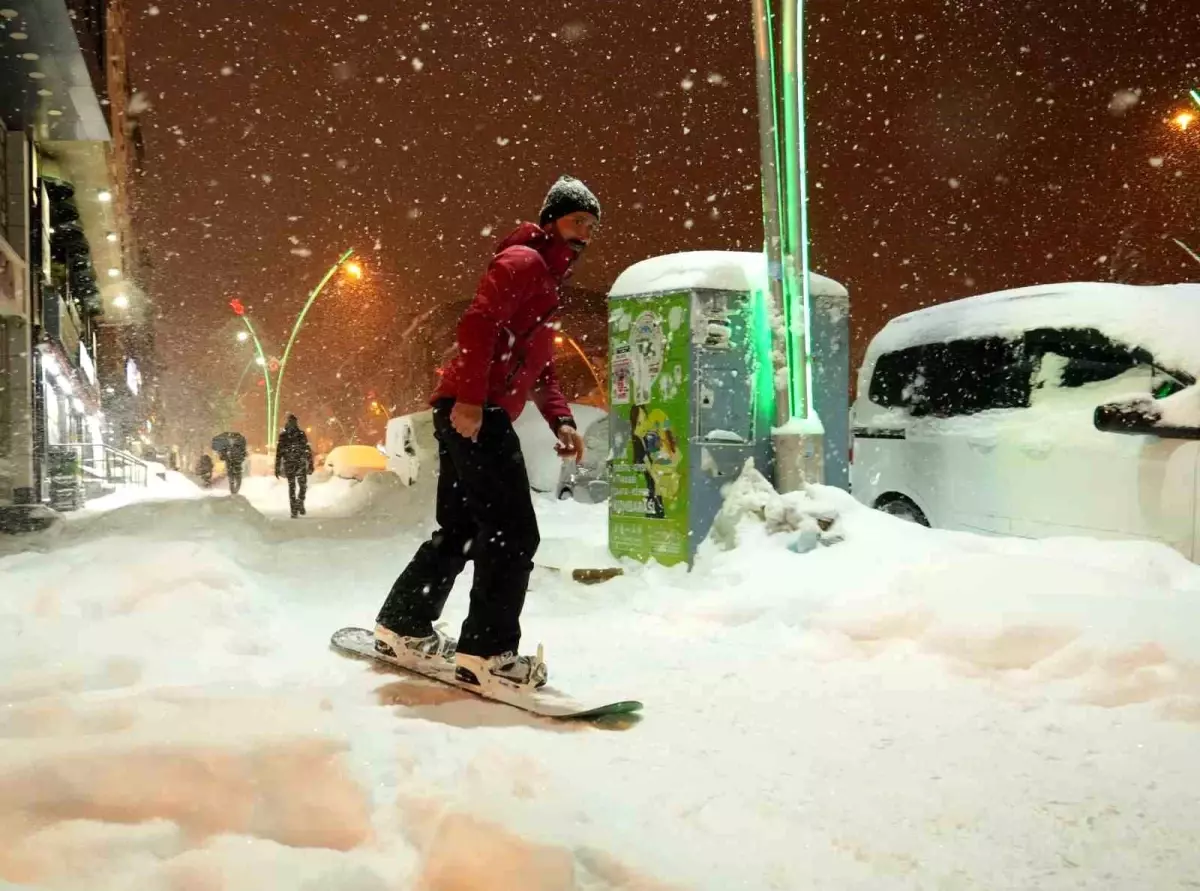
[196,453,213,488]
[373,175,597,692]
[275,415,313,517]
[214,431,248,495]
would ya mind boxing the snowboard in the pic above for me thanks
[330,627,642,721]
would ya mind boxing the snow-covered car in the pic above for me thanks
[513,401,608,493]
[851,281,1200,559]
[555,413,611,503]
[383,412,435,486]
[323,444,388,481]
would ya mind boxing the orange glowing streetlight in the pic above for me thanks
[345,261,364,279]
[271,248,355,435]
[554,332,606,405]
[1173,111,1195,132]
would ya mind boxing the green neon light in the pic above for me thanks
[271,248,355,436]
[791,0,815,421]
[757,0,814,424]
[1191,89,1200,109]
[780,0,802,419]
[763,6,787,263]
[1173,238,1200,267]
[751,287,777,426]
[240,315,274,445]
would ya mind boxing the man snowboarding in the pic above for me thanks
[373,175,598,692]
[213,431,248,495]
[275,415,313,517]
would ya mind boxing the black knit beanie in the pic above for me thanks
[538,175,601,226]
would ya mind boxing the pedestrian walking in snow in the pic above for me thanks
[213,431,248,496]
[373,175,598,692]
[196,453,213,489]
[275,415,313,518]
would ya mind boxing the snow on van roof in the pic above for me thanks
[609,251,848,299]
[867,281,1200,375]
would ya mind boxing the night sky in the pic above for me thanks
[126,0,1198,451]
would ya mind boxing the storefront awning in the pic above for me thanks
[0,1,109,142]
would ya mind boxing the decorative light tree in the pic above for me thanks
[271,249,357,437]
[227,248,357,449]
[229,297,274,443]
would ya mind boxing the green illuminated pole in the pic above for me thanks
[1191,89,1200,109]
[271,248,355,437]
[752,0,821,490]
[750,0,790,428]
[783,0,814,421]
[238,315,274,446]
[1173,238,1200,267]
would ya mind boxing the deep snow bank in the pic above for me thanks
[2,463,1199,889]
[690,467,1200,721]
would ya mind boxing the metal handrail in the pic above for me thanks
[50,442,150,487]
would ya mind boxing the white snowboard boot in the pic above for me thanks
[455,646,548,691]
[374,623,457,668]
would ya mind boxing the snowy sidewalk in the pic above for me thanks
[1,474,1198,889]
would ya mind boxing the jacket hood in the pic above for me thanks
[495,222,577,280]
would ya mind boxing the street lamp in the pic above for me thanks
[271,249,357,436]
[1174,111,1195,131]
[231,298,275,439]
[236,330,249,343]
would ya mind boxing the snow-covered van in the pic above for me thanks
[851,282,1200,559]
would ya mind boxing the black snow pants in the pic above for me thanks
[376,400,540,658]
[287,472,307,516]
[227,463,244,496]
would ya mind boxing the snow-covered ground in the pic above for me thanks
[2,468,1199,890]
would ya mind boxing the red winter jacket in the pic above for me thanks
[432,223,577,432]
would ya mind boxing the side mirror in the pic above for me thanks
[1095,398,1200,440]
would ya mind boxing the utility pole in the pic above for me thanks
[751,0,822,491]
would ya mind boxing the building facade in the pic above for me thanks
[0,0,155,527]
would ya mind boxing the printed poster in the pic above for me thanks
[608,292,690,566]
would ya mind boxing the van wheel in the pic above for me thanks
[875,495,930,527]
